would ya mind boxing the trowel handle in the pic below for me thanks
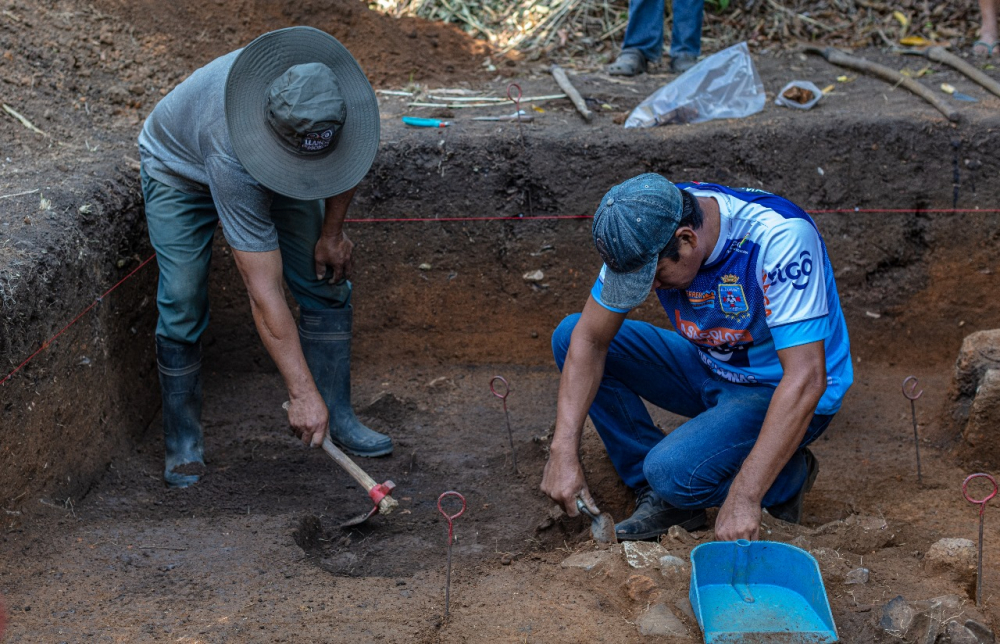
[575,497,597,519]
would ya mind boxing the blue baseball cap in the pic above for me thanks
[591,173,684,309]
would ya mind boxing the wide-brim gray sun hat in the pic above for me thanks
[225,26,380,200]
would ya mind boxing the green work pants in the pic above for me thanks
[142,168,351,344]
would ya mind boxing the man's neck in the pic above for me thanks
[696,196,722,263]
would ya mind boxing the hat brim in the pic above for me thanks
[601,258,657,310]
[225,27,380,200]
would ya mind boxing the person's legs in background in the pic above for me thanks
[974,0,999,57]
[608,0,664,75]
[668,0,704,72]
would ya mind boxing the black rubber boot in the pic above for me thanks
[765,448,819,524]
[615,486,707,541]
[298,306,393,457]
[156,336,205,488]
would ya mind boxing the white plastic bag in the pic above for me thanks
[774,81,823,110]
[624,42,766,128]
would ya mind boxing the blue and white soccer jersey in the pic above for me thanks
[590,182,853,415]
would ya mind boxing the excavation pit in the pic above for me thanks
[3,1,1000,640]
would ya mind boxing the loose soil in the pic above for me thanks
[3,0,1000,641]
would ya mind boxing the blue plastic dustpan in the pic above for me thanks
[689,540,838,643]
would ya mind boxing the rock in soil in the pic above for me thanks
[812,513,894,554]
[953,329,1000,401]
[624,574,661,603]
[924,538,977,582]
[952,330,1000,464]
[659,554,689,580]
[635,603,689,637]
[844,567,870,585]
[878,595,967,643]
[963,369,1000,462]
[944,619,993,644]
[962,619,997,643]
[561,550,614,572]
[662,524,698,546]
[623,540,669,569]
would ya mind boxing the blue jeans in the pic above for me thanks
[552,314,833,509]
[142,168,351,344]
[622,0,704,62]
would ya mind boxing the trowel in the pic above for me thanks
[576,497,618,544]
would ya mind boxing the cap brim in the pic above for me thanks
[601,259,657,310]
[225,27,380,200]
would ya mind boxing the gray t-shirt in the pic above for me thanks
[138,50,279,252]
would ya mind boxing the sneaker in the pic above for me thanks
[765,448,819,524]
[615,486,707,541]
[670,53,697,74]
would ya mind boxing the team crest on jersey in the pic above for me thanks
[718,274,749,318]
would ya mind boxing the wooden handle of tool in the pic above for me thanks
[926,46,1000,100]
[550,64,594,122]
[321,438,398,516]
[805,46,960,122]
[281,401,398,515]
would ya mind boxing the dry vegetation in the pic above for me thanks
[369,0,988,63]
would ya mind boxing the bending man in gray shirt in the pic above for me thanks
[139,27,391,487]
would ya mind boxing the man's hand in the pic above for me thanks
[715,492,762,541]
[540,449,598,517]
[284,391,329,448]
[314,231,354,283]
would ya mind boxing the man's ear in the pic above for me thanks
[675,226,698,251]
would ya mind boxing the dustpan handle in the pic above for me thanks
[732,539,755,603]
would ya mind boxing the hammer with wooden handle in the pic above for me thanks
[283,402,399,526]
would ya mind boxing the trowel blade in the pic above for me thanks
[591,512,618,544]
[576,498,617,544]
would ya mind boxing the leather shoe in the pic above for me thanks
[615,486,707,541]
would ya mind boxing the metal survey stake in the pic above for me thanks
[490,376,519,473]
[962,473,997,607]
[438,491,466,619]
[902,376,924,484]
[506,83,527,147]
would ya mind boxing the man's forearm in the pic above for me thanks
[249,289,319,399]
[552,339,609,456]
[233,249,318,400]
[728,375,824,504]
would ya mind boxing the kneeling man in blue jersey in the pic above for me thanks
[541,174,852,541]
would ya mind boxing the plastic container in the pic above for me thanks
[689,540,838,643]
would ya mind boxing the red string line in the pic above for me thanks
[343,208,1000,223]
[1,253,158,387]
[3,204,999,386]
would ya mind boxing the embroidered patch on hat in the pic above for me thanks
[301,129,335,152]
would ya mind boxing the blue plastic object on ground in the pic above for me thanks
[690,540,838,643]
[402,116,450,128]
